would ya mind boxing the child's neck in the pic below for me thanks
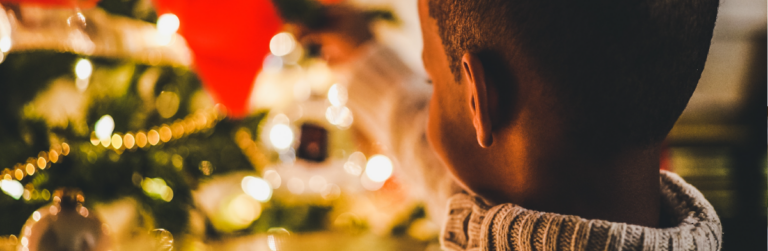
[480,142,662,227]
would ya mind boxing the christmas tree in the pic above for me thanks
[0,1,434,250]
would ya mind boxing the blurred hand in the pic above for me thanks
[291,5,374,66]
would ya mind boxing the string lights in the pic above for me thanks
[90,105,225,151]
[1,106,224,201]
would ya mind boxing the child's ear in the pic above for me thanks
[461,53,494,148]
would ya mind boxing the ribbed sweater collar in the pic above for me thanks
[441,170,722,251]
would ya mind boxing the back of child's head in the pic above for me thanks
[428,0,719,148]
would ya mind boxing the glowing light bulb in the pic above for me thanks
[157,14,180,35]
[0,36,11,53]
[94,115,115,141]
[269,124,294,150]
[365,155,393,182]
[263,170,282,189]
[1,180,23,200]
[327,84,348,107]
[111,134,123,149]
[241,176,272,202]
[269,32,296,57]
[75,58,92,80]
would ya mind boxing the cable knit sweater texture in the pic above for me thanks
[343,44,722,251]
[441,171,722,251]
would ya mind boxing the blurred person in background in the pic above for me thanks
[291,0,723,250]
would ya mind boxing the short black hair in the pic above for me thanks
[429,0,719,147]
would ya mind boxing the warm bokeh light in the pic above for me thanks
[94,115,115,141]
[325,105,354,128]
[156,91,180,118]
[14,169,23,180]
[157,14,180,35]
[41,189,50,200]
[148,130,160,145]
[327,84,348,107]
[365,154,393,183]
[344,152,366,176]
[136,131,148,148]
[37,157,46,169]
[111,134,123,149]
[0,36,10,53]
[269,32,296,57]
[141,177,173,202]
[263,170,282,189]
[159,125,172,142]
[241,176,273,202]
[198,161,213,175]
[269,124,294,150]
[171,122,185,139]
[48,150,59,163]
[0,180,22,200]
[223,194,262,229]
[74,58,92,80]
[156,13,180,46]
[32,211,41,222]
[287,177,304,194]
[25,164,34,175]
[308,175,327,192]
[124,133,135,149]
[61,143,70,156]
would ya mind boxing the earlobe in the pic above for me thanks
[461,53,494,148]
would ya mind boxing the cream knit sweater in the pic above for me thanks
[441,170,722,251]
[342,44,722,251]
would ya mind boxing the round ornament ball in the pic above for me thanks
[19,188,112,251]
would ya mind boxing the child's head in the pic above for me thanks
[418,0,719,195]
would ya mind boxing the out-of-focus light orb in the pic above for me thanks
[1,179,23,200]
[308,175,327,192]
[141,177,173,202]
[287,177,304,194]
[224,194,262,229]
[157,14,180,35]
[263,170,282,189]
[25,163,34,175]
[269,124,294,150]
[365,154,393,183]
[327,84,348,107]
[267,228,291,251]
[269,32,296,57]
[124,133,135,149]
[14,169,24,180]
[241,176,272,202]
[37,157,46,169]
[111,134,123,149]
[273,113,290,125]
[94,115,115,141]
[325,106,353,128]
[74,58,93,80]
[0,36,11,53]
[159,125,172,142]
[32,211,41,222]
[344,152,366,176]
[48,150,59,163]
[136,131,148,148]
[61,143,70,156]
[148,130,160,145]
[156,91,180,118]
